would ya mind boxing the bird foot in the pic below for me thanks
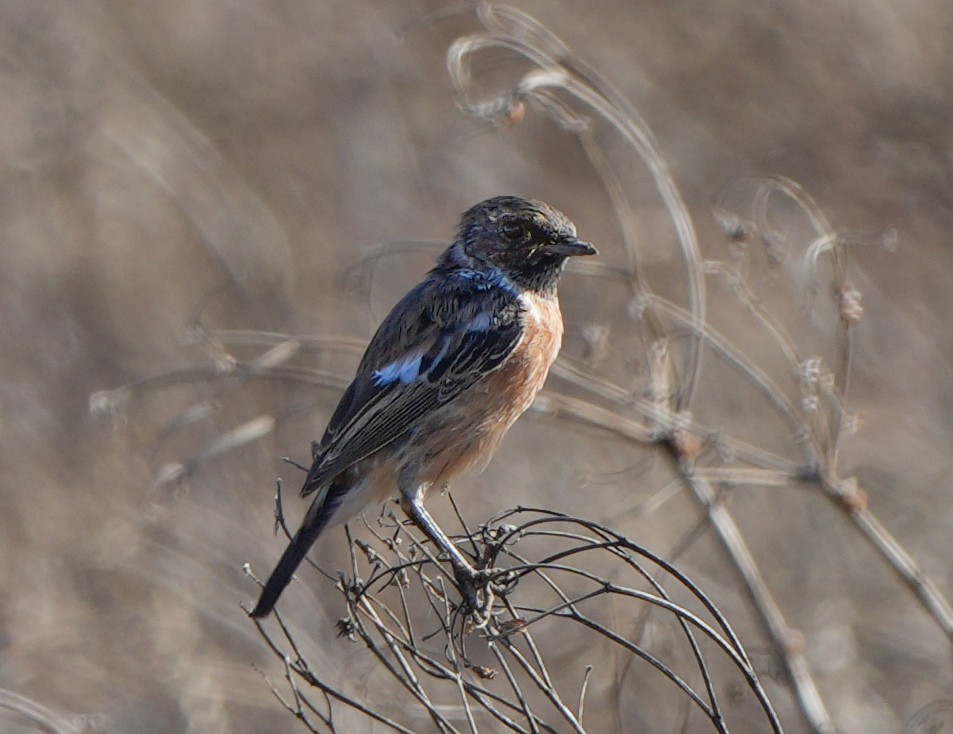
[453,567,509,625]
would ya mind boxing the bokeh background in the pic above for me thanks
[1,1,952,732]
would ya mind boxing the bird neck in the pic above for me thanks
[435,243,564,298]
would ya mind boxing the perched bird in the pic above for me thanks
[251,195,596,617]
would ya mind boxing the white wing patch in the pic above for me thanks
[370,310,497,387]
[372,353,423,386]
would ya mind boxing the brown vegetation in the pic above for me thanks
[1,2,952,732]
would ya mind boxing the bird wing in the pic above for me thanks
[300,273,524,496]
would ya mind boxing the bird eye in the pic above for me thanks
[501,220,527,242]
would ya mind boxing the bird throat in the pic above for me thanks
[501,254,567,296]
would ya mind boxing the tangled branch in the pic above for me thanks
[249,505,782,733]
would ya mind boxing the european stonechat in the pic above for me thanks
[251,195,596,617]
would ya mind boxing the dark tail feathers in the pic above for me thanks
[250,482,345,617]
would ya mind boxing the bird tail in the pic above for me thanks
[250,480,346,617]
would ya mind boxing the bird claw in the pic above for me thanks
[453,567,507,625]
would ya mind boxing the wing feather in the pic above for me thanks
[301,273,523,496]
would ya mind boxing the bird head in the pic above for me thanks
[452,196,597,294]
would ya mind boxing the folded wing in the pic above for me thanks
[301,273,524,497]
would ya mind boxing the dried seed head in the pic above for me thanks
[714,208,750,244]
[336,617,357,640]
[470,665,498,680]
[501,98,527,127]
[840,285,863,324]
[837,477,868,513]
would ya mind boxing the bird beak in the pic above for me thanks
[543,237,598,257]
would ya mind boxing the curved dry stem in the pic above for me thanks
[448,3,706,411]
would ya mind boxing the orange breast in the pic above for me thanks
[414,291,564,488]
[485,292,563,421]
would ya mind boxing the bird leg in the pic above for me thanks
[398,490,484,612]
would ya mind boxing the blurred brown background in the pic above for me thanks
[1,1,952,732]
